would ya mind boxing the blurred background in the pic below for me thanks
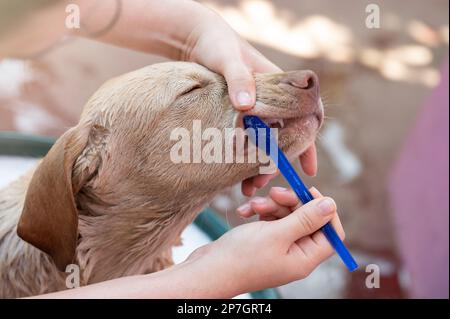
[0,0,448,298]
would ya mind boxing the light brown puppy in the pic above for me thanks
[0,62,323,298]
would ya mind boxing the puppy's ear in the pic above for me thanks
[17,124,98,271]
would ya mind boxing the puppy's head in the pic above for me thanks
[18,62,323,270]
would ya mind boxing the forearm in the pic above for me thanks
[31,258,239,299]
[75,0,218,60]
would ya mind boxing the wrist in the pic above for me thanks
[74,0,220,60]
[167,254,242,298]
[177,2,224,61]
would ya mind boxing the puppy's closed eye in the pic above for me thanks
[180,83,202,96]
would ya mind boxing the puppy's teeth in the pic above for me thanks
[265,118,284,128]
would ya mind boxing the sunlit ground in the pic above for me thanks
[205,0,448,87]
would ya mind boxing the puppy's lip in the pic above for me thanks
[235,101,301,123]
[233,108,299,131]
[233,100,324,132]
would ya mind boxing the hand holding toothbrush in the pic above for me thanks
[182,187,345,296]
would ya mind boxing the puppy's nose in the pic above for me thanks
[280,70,319,94]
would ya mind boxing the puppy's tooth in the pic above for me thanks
[279,119,284,128]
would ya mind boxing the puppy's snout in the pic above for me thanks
[278,70,323,123]
[280,70,319,95]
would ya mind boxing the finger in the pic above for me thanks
[300,143,317,177]
[329,211,345,239]
[236,202,253,217]
[269,187,301,208]
[250,196,291,219]
[307,187,344,238]
[297,212,345,263]
[269,187,321,210]
[311,213,345,248]
[252,172,278,188]
[309,187,322,198]
[241,178,256,197]
[250,55,282,74]
[296,188,345,261]
[240,172,279,197]
[274,197,336,242]
[223,62,256,111]
[246,45,283,73]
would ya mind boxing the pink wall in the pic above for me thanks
[389,61,449,298]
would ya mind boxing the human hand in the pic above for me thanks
[182,9,280,111]
[186,188,345,296]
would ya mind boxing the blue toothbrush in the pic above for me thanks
[243,115,358,272]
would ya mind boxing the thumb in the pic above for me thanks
[223,62,255,111]
[275,197,336,242]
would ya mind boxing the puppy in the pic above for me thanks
[0,62,323,298]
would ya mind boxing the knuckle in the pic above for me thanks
[226,67,252,82]
[322,245,334,259]
[296,210,315,233]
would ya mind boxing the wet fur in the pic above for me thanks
[0,62,321,298]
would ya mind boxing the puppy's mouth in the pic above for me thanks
[234,99,324,159]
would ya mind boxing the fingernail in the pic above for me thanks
[310,186,318,193]
[236,91,252,107]
[273,186,288,192]
[316,198,335,215]
[237,203,251,214]
[251,197,266,205]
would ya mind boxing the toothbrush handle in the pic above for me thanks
[277,151,358,272]
[321,223,358,271]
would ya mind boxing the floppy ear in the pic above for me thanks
[17,125,93,271]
